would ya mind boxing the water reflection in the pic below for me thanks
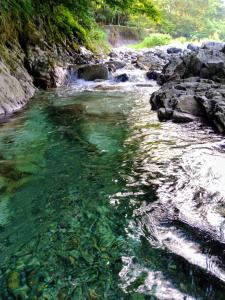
[118,90,225,298]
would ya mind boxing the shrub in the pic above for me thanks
[54,5,89,46]
[131,33,172,49]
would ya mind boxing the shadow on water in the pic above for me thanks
[0,87,225,299]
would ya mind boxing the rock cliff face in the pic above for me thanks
[0,56,35,119]
[0,35,94,119]
[151,42,225,134]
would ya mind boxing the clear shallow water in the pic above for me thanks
[0,83,225,299]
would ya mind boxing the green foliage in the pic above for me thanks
[89,26,110,52]
[95,0,159,26]
[54,4,89,45]
[131,33,172,49]
[152,0,225,40]
[0,0,159,52]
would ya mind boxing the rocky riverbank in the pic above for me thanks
[150,42,225,133]
[3,36,225,136]
[0,38,97,119]
[0,41,168,120]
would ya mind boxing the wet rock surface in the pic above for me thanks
[103,47,169,83]
[115,73,129,82]
[77,64,109,81]
[146,70,161,81]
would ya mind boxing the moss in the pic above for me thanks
[72,42,79,51]
[23,20,44,46]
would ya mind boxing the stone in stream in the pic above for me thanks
[115,73,129,82]
[105,60,126,70]
[172,111,198,123]
[77,64,109,81]
[146,70,160,81]
[48,103,86,125]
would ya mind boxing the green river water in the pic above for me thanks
[0,85,225,299]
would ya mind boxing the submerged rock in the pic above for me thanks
[77,64,109,81]
[48,103,86,125]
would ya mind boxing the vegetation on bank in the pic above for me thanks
[131,33,172,49]
[153,0,225,40]
[99,0,225,46]
[0,0,159,54]
[1,0,224,54]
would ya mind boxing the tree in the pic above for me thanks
[153,0,225,39]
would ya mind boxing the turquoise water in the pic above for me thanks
[0,86,225,299]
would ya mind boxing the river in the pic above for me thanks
[0,73,225,299]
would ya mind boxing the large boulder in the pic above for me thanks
[136,51,167,72]
[157,56,187,85]
[150,77,225,133]
[77,64,109,81]
[105,60,126,70]
[26,45,95,88]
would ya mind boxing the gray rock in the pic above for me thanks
[137,51,167,72]
[150,77,225,133]
[158,56,186,85]
[159,44,225,84]
[158,108,173,121]
[115,73,129,82]
[105,61,126,70]
[26,44,95,88]
[167,47,182,54]
[201,41,225,51]
[172,111,197,123]
[0,61,35,118]
[187,44,199,52]
[77,64,109,81]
